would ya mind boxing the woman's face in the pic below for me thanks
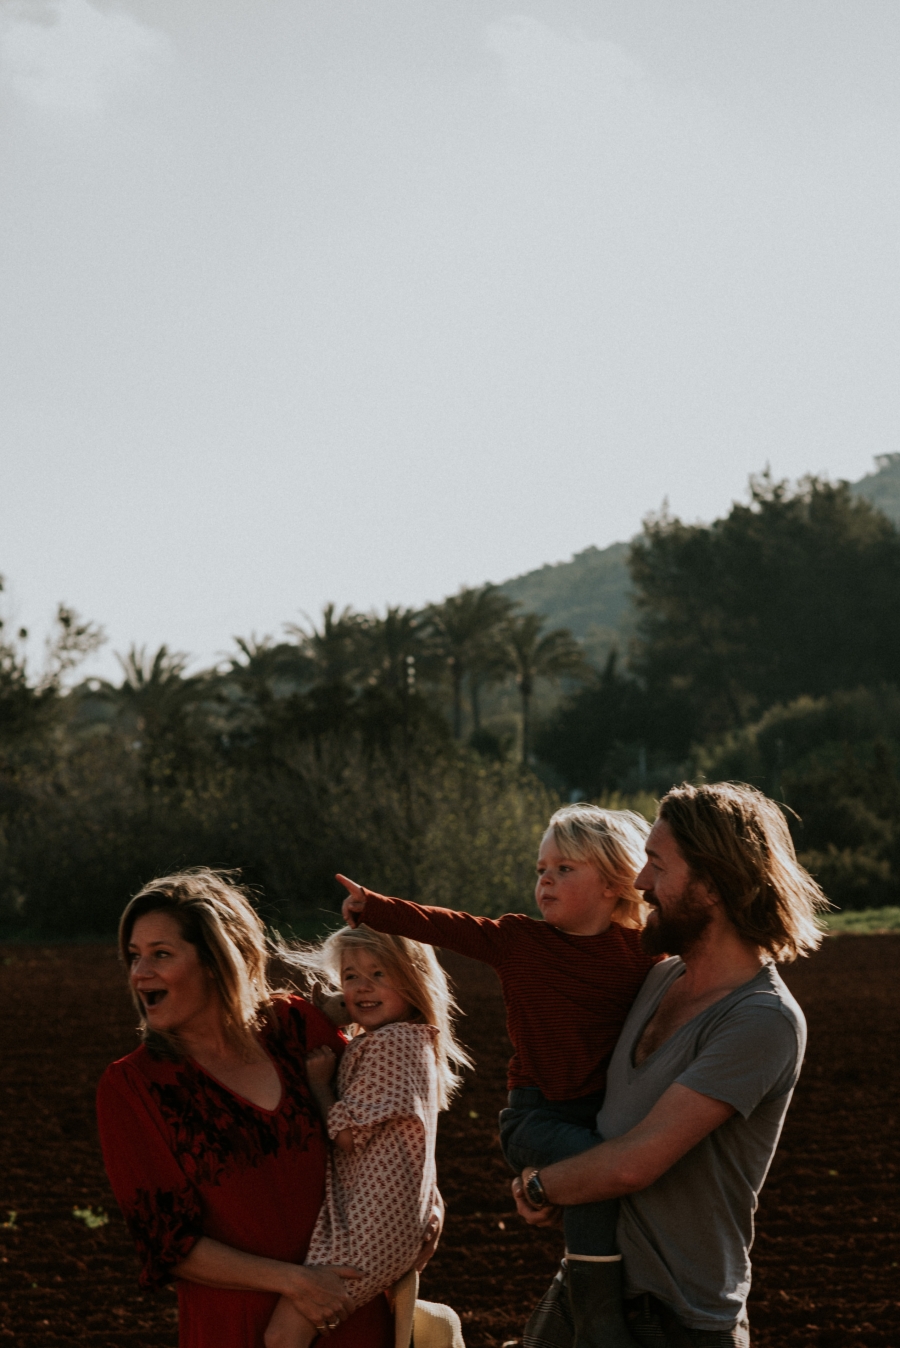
[127,911,219,1040]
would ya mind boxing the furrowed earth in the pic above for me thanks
[1,936,897,1346]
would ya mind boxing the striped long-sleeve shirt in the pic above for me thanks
[357,889,658,1101]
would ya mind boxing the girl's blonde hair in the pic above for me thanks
[545,804,651,929]
[294,924,472,1110]
[119,868,274,1060]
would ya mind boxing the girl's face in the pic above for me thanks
[535,833,621,936]
[128,911,219,1039]
[340,950,413,1032]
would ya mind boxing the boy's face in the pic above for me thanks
[534,833,620,936]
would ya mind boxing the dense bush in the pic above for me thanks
[698,686,900,908]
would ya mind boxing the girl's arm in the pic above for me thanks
[306,1046,354,1153]
[173,1236,361,1323]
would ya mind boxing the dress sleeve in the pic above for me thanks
[327,1025,435,1150]
[96,1063,204,1290]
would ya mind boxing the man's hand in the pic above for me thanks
[336,874,366,927]
[306,1045,337,1088]
[511,1173,561,1228]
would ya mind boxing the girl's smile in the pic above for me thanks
[341,950,413,1031]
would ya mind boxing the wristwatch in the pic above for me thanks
[524,1169,549,1209]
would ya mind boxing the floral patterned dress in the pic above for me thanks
[306,1021,439,1308]
[97,996,392,1348]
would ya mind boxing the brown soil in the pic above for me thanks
[1,937,898,1346]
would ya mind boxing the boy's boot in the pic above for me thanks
[565,1254,643,1348]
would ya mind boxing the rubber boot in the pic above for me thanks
[566,1255,643,1348]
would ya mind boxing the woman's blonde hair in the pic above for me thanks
[294,925,472,1110]
[658,782,829,961]
[119,868,273,1059]
[545,804,651,929]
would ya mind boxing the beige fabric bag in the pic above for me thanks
[392,1270,466,1348]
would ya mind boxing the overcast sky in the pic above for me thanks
[2,0,899,678]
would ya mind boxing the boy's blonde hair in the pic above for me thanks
[297,925,472,1110]
[545,804,651,929]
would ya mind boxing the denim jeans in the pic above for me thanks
[499,1086,617,1255]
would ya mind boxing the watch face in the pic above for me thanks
[526,1174,544,1206]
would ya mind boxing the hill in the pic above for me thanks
[498,541,632,656]
[499,456,900,662]
[849,452,900,524]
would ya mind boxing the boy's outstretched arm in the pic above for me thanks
[334,875,508,966]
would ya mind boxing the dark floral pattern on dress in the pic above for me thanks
[127,1185,205,1290]
[147,1001,322,1188]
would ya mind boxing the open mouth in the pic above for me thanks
[142,989,167,1009]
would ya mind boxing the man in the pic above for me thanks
[513,781,827,1348]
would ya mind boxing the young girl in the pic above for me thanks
[339,804,658,1348]
[264,925,471,1348]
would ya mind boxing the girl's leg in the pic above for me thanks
[264,1295,318,1348]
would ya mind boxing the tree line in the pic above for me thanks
[0,584,585,936]
[4,468,900,934]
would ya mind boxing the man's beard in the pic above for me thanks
[641,881,713,956]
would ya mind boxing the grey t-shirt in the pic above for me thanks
[596,958,806,1331]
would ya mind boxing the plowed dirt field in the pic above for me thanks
[1,936,898,1346]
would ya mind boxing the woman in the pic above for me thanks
[97,869,398,1348]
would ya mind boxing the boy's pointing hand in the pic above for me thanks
[336,874,366,927]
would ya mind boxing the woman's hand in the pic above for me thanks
[306,1045,337,1088]
[282,1264,362,1330]
[511,1173,562,1229]
[336,874,366,927]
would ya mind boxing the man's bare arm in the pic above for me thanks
[513,1084,735,1219]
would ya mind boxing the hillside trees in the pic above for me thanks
[630,473,900,745]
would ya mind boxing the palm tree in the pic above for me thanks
[501,615,589,763]
[100,645,204,782]
[285,604,366,689]
[424,586,513,738]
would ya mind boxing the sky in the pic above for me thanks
[2,0,900,679]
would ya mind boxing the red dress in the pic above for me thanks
[97,996,392,1348]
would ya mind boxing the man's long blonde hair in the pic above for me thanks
[545,804,651,929]
[296,924,472,1110]
[658,782,829,961]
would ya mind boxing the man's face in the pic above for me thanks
[635,818,716,956]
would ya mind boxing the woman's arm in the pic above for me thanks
[173,1237,361,1324]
